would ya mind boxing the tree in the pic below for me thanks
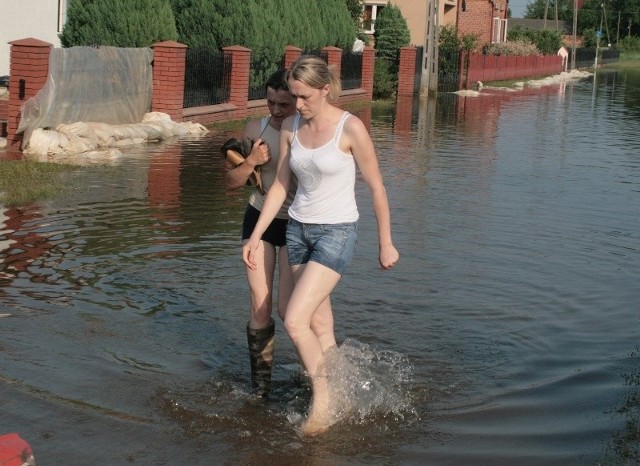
[318,0,357,49]
[372,4,411,98]
[60,0,177,47]
[346,0,364,25]
[373,4,411,65]
[524,0,574,22]
[170,0,249,50]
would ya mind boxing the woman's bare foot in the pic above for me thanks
[300,378,335,436]
[301,407,335,436]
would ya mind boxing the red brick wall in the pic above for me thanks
[397,47,417,97]
[151,41,187,122]
[462,53,564,87]
[6,38,52,148]
[457,0,494,45]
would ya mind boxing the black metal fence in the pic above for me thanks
[566,48,620,69]
[341,51,363,90]
[183,49,230,108]
[414,46,424,94]
[184,48,364,107]
[438,49,461,93]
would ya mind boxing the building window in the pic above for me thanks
[492,18,508,43]
[362,4,386,34]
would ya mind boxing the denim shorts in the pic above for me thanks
[242,204,287,247]
[286,219,358,275]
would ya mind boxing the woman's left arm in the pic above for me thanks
[345,117,399,270]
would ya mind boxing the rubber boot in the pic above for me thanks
[246,318,275,398]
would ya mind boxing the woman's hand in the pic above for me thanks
[242,236,261,270]
[379,243,399,270]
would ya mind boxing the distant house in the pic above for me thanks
[361,0,509,49]
[456,0,509,45]
[0,0,67,76]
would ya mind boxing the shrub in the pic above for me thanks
[619,35,640,53]
[372,58,396,99]
[507,26,562,55]
[582,28,598,48]
[439,24,460,52]
[484,41,541,56]
[60,0,178,48]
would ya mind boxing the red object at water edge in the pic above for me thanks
[0,434,35,466]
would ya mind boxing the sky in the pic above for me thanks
[509,0,530,17]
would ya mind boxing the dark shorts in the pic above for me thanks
[242,204,288,247]
[286,218,358,275]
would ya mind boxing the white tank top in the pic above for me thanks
[288,112,359,224]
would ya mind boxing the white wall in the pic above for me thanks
[0,0,66,76]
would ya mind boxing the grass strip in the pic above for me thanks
[0,160,79,207]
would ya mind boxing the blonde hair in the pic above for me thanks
[286,56,341,100]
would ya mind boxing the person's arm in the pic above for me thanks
[242,116,295,269]
[344,117,399,270]
[225,119,270,191]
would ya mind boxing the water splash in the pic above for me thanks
[323,338,416,426]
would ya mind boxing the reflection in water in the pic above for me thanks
[0,205,53,284]
[1,68,639,464]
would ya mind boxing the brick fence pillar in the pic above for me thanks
[283,45,302,69]
[397,46,417,97]
[322,46,342,77]
[361,46,375,100]
[223,45,251,121]
[151,41,187,122]
[7,38,52,148]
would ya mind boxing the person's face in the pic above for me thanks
[287,77,329,119]
[266,87,296,128]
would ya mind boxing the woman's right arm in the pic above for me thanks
[243,117,295,269]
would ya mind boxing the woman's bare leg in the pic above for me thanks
[246,239,277,329]
[276,246,293,321]
[285,261,341,436]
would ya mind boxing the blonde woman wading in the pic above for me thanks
[243,56,399,436]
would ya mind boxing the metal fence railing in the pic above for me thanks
[341,51,363,90]
[184,47,368,106]
[414,46,424,94]
[438,49,461,93]
[573,47,620,69]
[183,48,230,108]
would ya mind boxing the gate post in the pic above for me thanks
[397,46,417,97]
[222,45,251,121]
[322,46,342,78]
[283,45,302,69]
[7,38,52,149]
[151,41,187,122]
[361,46,375,100]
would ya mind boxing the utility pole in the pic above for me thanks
[572,0,578,69]
[421,0,439,96]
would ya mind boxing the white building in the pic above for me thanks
[0,0,67,76]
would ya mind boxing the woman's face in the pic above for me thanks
[287,77,329,119]
[266,87,296,128]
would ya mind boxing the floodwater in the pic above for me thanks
[1,68,639,465]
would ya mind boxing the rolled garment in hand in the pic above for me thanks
[221,137,264,195]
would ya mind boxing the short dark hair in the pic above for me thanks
[265,68,288,92]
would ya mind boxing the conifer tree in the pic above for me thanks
[60,0,177,47]
[318,0,358,49]
[373,4,411,66]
